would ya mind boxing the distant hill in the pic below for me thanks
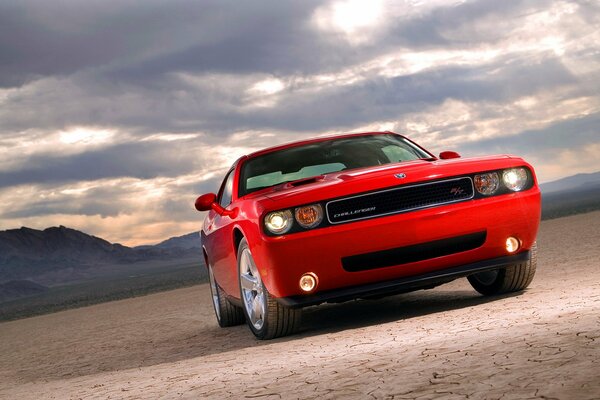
[0,226,202,287]
[540,171,600,193]
[542,185,600,220]
[151,232,201,250]
[0,226,138,267]
[540,171,600,220]
[0,226,206,317]
[0,280,48,302]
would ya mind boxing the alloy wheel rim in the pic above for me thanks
[239,248,266,330]
[208,265,221,321]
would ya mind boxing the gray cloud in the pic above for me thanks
[0,173,222,222]
[0,0,325,87]
[460,113,600,156]
[0,0,557,89]
[0,139,208,188]
[235,54,581,132]
[2,197,128,220]
[0,52,584,137]
[1,0,595,138]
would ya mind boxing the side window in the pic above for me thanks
[218,170,235,207]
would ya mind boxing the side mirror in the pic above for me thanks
[439,151,461,160]
[195,193,238,218]
[195,193,217,211]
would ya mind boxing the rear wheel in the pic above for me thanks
[208,264,245,327]
[468,243,537,295]
[237,238,301,340]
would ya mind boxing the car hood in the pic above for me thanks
[246,155,531,209]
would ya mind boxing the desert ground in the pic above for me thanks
[1,212,599,399]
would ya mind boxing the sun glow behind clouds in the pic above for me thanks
[246,78,287,108]
[314,0,384,44]
[141,133,200,142]
[59,127,114,145]
[328,0,383,34]
[251,78,285,95]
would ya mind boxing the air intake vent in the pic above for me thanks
[342,231,487,272]
[290,176,320,187]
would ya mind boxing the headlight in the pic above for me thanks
[295,204,323,229]
[264,210,293,234]
[503,168,529,192]
[474,172,500,195]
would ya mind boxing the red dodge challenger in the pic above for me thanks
[195,132,540,339]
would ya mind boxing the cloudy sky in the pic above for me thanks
[0,0,599,246]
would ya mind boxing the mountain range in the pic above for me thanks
[540,172,600,220]
[138,231,201,250]
[0,226,202,291]
[539,171,600,193]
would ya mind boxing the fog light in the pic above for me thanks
[299,273,318,292]
[505,237,520,253]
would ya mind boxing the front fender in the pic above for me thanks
[230,220,280,298]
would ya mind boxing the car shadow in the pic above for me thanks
[23,287,522,382]
[160,288,522,362]
[295,289,521,338]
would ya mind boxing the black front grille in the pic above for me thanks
[342,231,487,272]
[326,177,474,224]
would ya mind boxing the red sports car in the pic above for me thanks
[195,132,540,339]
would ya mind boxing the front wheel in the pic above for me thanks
[237,238,301,339]
[468,243,537,295]
[208,264,245,327]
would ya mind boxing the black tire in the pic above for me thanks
[468,243,537,295]
[237,238,301,340]
[208,264,245,327]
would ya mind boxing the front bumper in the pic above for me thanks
[278,251,530,308]
[251,188,540,299]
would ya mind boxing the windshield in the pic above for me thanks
[239,134,431,196]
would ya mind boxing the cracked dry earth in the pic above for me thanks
[1,212,599,400]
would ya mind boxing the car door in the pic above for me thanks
[207,168,240,296]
